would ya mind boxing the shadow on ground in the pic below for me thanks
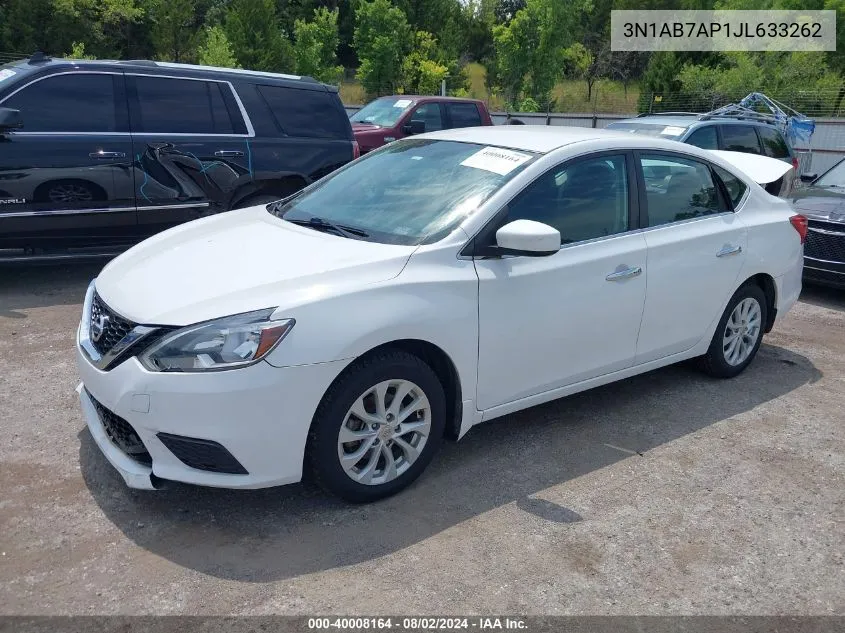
[800,283,845,312]
[0,263,103,318]
[80,342,820,582]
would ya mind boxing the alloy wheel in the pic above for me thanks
[722,297,762,366]
[337,379,431,486]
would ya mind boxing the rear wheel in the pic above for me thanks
[306,350,445,502]
[699,283,767,378]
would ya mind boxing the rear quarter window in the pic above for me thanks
[257,85,350,139]
[713,165,748,208]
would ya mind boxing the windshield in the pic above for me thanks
[815,160,845,187]
[270,139,537,246]
[349,97,415,127]
[606,121,689,140]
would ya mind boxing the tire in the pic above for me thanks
[234,194,281,209]
[306,350,446,502]
[699,283,768,378]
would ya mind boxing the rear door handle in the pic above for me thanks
[89,151,126,159]
[214,150,244,157]
[606,266,642,281]
[717,245,742,257]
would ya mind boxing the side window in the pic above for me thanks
[506,155,629,244]
[4,73,118,132]
[640,154,721,227]
[133,76,236,134]
[720,125,763,154]
[447,102,482,128]
[257,85,350,139]
[757,127,790,158]
[713,165,748,208]
[409,103,443,132]
[685,126,718,150]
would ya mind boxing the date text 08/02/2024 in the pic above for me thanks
[307,617,528,630]
[622,21,824,39]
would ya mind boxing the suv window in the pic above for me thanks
[757,126,790,158]
[134,76,236,134]
[447,102,482,128]
[720,125,763,154]
[258,85,349,139]
[713,165,748,208]
[4,73,118,132]
[640,154,721,226]
[685,126,718,150]
[409,103,443,132]
[506,155,629,244]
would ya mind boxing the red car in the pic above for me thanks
[350,95,493,154]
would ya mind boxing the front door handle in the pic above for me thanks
[717,244,743,257]
[214,150,244,157]
[89,151,126,159]
[606,266,642,281]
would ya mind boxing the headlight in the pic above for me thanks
[139,309,294,372]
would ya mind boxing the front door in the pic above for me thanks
[475,153,648,410]
[634,152,747,364]
[0,72,136,251]
[127,74,252,239]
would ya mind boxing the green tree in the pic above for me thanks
[401,31,449,94]
[223,0,293,72]
[294,7,343,84]
[353,0,411,96]
[66,41,96,59]
[145,0,199,62]
[197,25,240,68]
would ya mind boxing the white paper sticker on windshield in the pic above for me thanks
[661,126,686,136]
[460,147,532,175]
[0,69,16,82]
[393,99,412,108]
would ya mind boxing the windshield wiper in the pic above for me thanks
[285,216,369,240]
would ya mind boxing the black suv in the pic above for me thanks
[0,54,357,262]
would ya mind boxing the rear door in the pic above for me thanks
[634,152,747,364]
[719,124,764,154]
[0,71,135,250]
[445,102,483,129]
[127,73,253,239]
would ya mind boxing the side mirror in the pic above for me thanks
[402,119,426,135]
[494,220,560,257]
[799,173,817,183]
[0,107,22,132]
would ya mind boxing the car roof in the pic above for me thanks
[421,125,657,154]
[613,115,782,130]
[4,56,332,90]
[371,95,485,104]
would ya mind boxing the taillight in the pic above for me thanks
[352,140,360,160]
[790,214,808,244]
[791,156,799,172]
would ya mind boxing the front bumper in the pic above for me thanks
[803,221,845,289]
[803,257,845,289]
[76,342,350,490]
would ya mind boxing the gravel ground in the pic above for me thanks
[0,264,843,615]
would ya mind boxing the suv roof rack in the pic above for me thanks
[118,60,318,83]
[28,51,51,65]
[636,112,702,118]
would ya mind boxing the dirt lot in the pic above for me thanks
[0,264,843,615]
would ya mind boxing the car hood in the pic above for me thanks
[95,205,417,326]
[789,188,845,222]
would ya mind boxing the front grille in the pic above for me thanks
[805,223,845,264]
[89,293,136,357]
[88,391,152,465]
[157,433,248,475]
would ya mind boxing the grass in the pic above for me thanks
[339,63,642,114]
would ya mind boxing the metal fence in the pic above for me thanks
[344,105,844,176]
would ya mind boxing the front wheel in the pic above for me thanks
[699,283,767,378]
[306,350,446,502]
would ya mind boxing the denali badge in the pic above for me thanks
[91,313,110,343]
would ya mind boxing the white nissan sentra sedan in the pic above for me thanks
[76,126,805,502]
